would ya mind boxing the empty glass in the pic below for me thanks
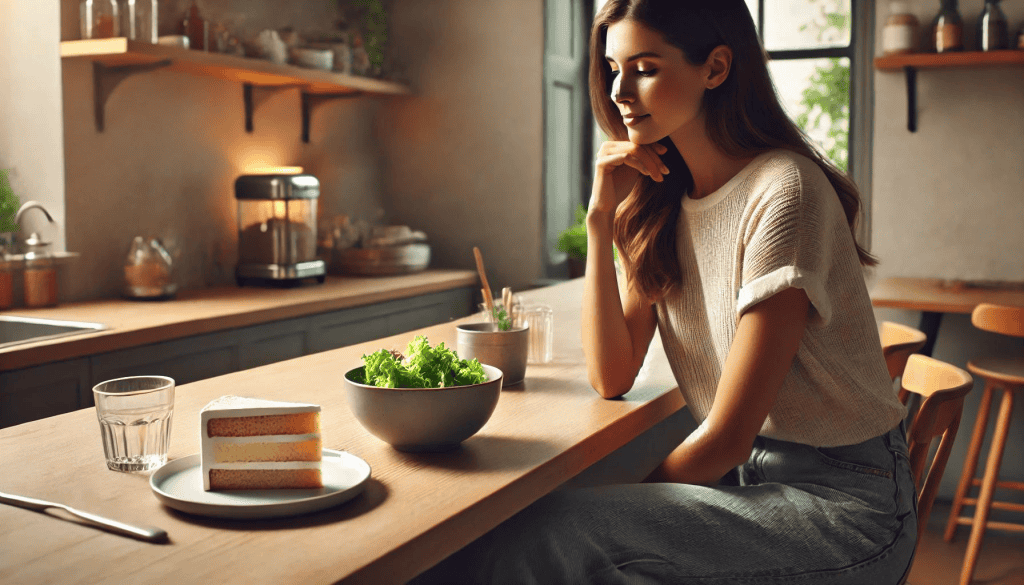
[520,305,554,364]
[93,376,175,472]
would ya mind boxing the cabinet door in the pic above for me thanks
[307,307,391,355]
[0,358,91,429]
[387,288,474,335]
[237,317,310,371]
[91,330,239,389]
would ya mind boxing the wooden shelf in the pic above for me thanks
[874,50,1024,71]
[60,38,410,141]
[873,50,1024,132]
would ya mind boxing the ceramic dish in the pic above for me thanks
[149,449,370,519]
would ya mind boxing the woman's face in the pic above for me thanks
[604,19,709,145]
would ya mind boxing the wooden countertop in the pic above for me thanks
[0,279,684,585]
[870,277,1024,314]
[0,269,478,372]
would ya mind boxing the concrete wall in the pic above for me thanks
[869,0,1024,508]
[0,1,67,251]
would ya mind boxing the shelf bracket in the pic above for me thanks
[93,59,171,132]
[242,83,303,134]
[904,65,917,133]
[300,90,363,143]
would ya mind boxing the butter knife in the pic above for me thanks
[0,490,168,543]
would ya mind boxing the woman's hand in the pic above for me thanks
[590,141,670,215]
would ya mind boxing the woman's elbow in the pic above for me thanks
[587,370,633,399]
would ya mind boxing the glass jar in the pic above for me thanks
[929,0,963,53]
[22,235,57,308]
[124,236,177,299]
[976,0,1009,51]
[0,243,13,310]
[882,2,919,55]
[80,0,120,40]
[120,0,159,44]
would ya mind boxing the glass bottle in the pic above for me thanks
[80,0,120,40]
[120,0,159,44]
[22,234,57,308]
[929,0,963,53]
[882,2,920,55]
[976,0,1008,51]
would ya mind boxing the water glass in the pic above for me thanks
[520,305,554,364]
[93,376,175,472]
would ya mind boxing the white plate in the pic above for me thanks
[150,449,371,520]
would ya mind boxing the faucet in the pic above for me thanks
[14,201,56,254]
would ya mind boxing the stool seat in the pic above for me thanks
[966,357,1024,385]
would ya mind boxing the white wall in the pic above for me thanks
[0,1,67,251]
[870,0,1024,507]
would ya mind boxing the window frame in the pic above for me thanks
[755,0,875,248]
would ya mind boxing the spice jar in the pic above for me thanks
[883,2,919,55]
[976,0,1009,51]
[80,0,120,40]
[120,0,159,44]
[22,233,57,308]
[929,0,964,53]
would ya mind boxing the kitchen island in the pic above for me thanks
[0,278,684,584]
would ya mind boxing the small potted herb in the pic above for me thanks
[556,204,587,278]
[462,250,530,386]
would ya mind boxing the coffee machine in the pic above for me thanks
[234,173,326,286]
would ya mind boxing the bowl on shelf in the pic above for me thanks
[343,364,503,452]
[331,243,431,276]
[290,47,334,70]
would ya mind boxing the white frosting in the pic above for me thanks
[200,395,322,490]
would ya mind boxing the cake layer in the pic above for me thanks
[213,437,322,463]
[207,412,320,437]
[209,468,323,490]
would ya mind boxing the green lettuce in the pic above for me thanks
[355,335,487,388]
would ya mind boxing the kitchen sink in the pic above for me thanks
[0,316,107,350]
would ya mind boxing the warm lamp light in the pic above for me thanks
[248,166,304,175]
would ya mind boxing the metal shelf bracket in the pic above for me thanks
[904,65,917,133]
[300,90,363,143]
[93,59,171,132]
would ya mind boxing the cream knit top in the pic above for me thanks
[654,149,905,447]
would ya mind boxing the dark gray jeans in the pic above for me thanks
[410,424,917,584]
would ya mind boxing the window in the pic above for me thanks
[748,0,874,243]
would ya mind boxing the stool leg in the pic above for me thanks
[958,389,1014,585]
[945,381,995,542]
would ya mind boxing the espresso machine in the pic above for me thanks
[234,173,326,286]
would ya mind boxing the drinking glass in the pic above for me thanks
[521,305,554,364]
[93,376,175,472]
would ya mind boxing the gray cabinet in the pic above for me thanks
[0,287,473,429]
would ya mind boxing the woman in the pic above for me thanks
[413,2,916,583]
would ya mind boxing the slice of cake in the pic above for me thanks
[200,396,323,491]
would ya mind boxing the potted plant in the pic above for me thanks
[0,169,20,309]
[556,203,587,278]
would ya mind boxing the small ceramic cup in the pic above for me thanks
[456,322,529,386]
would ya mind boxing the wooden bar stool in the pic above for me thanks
[943,303,1024,585]
[896,354,974,585]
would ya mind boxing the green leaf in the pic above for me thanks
[0,169,21,233]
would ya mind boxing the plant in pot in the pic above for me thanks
[0,169,20,309]
[461,250,530,386]
[556,203,588,279]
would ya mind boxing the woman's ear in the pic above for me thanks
[704,45,733,90]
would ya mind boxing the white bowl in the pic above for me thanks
[291,47,334,70]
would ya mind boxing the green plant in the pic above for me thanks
[0,169,21,235]
[556,203,588,261]
[796,0,850,172]
[491,306,511,331]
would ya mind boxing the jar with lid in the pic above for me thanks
[80,0,120,40]
[976,0,1009,51]
[124,236,177,299]
[882,2,919,55]
[120,0,159,44]
[22,234,58,308]
[928,0,963,53]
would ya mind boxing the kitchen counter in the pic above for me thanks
[0,269,477,372]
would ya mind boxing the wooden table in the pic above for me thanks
[870,277,1024,356]
[0,279,683,585]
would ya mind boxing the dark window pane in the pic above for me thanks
[768,57,850,171]
[764,0,851,51]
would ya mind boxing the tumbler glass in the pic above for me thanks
[521,305,554,364]
[93,376,175,472]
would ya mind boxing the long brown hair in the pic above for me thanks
[589,0,877,302]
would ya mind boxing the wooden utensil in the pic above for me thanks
[473,247,495,319]
[502,287,513,325]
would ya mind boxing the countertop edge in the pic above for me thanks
[1,270,479,372]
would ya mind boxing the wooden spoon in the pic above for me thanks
[473,247,495,319]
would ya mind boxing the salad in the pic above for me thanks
[353,335,487,388]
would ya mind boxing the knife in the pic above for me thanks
[0,490,168,543]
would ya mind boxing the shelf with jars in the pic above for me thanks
[874,0,1024,132]
[60,37,410,143]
